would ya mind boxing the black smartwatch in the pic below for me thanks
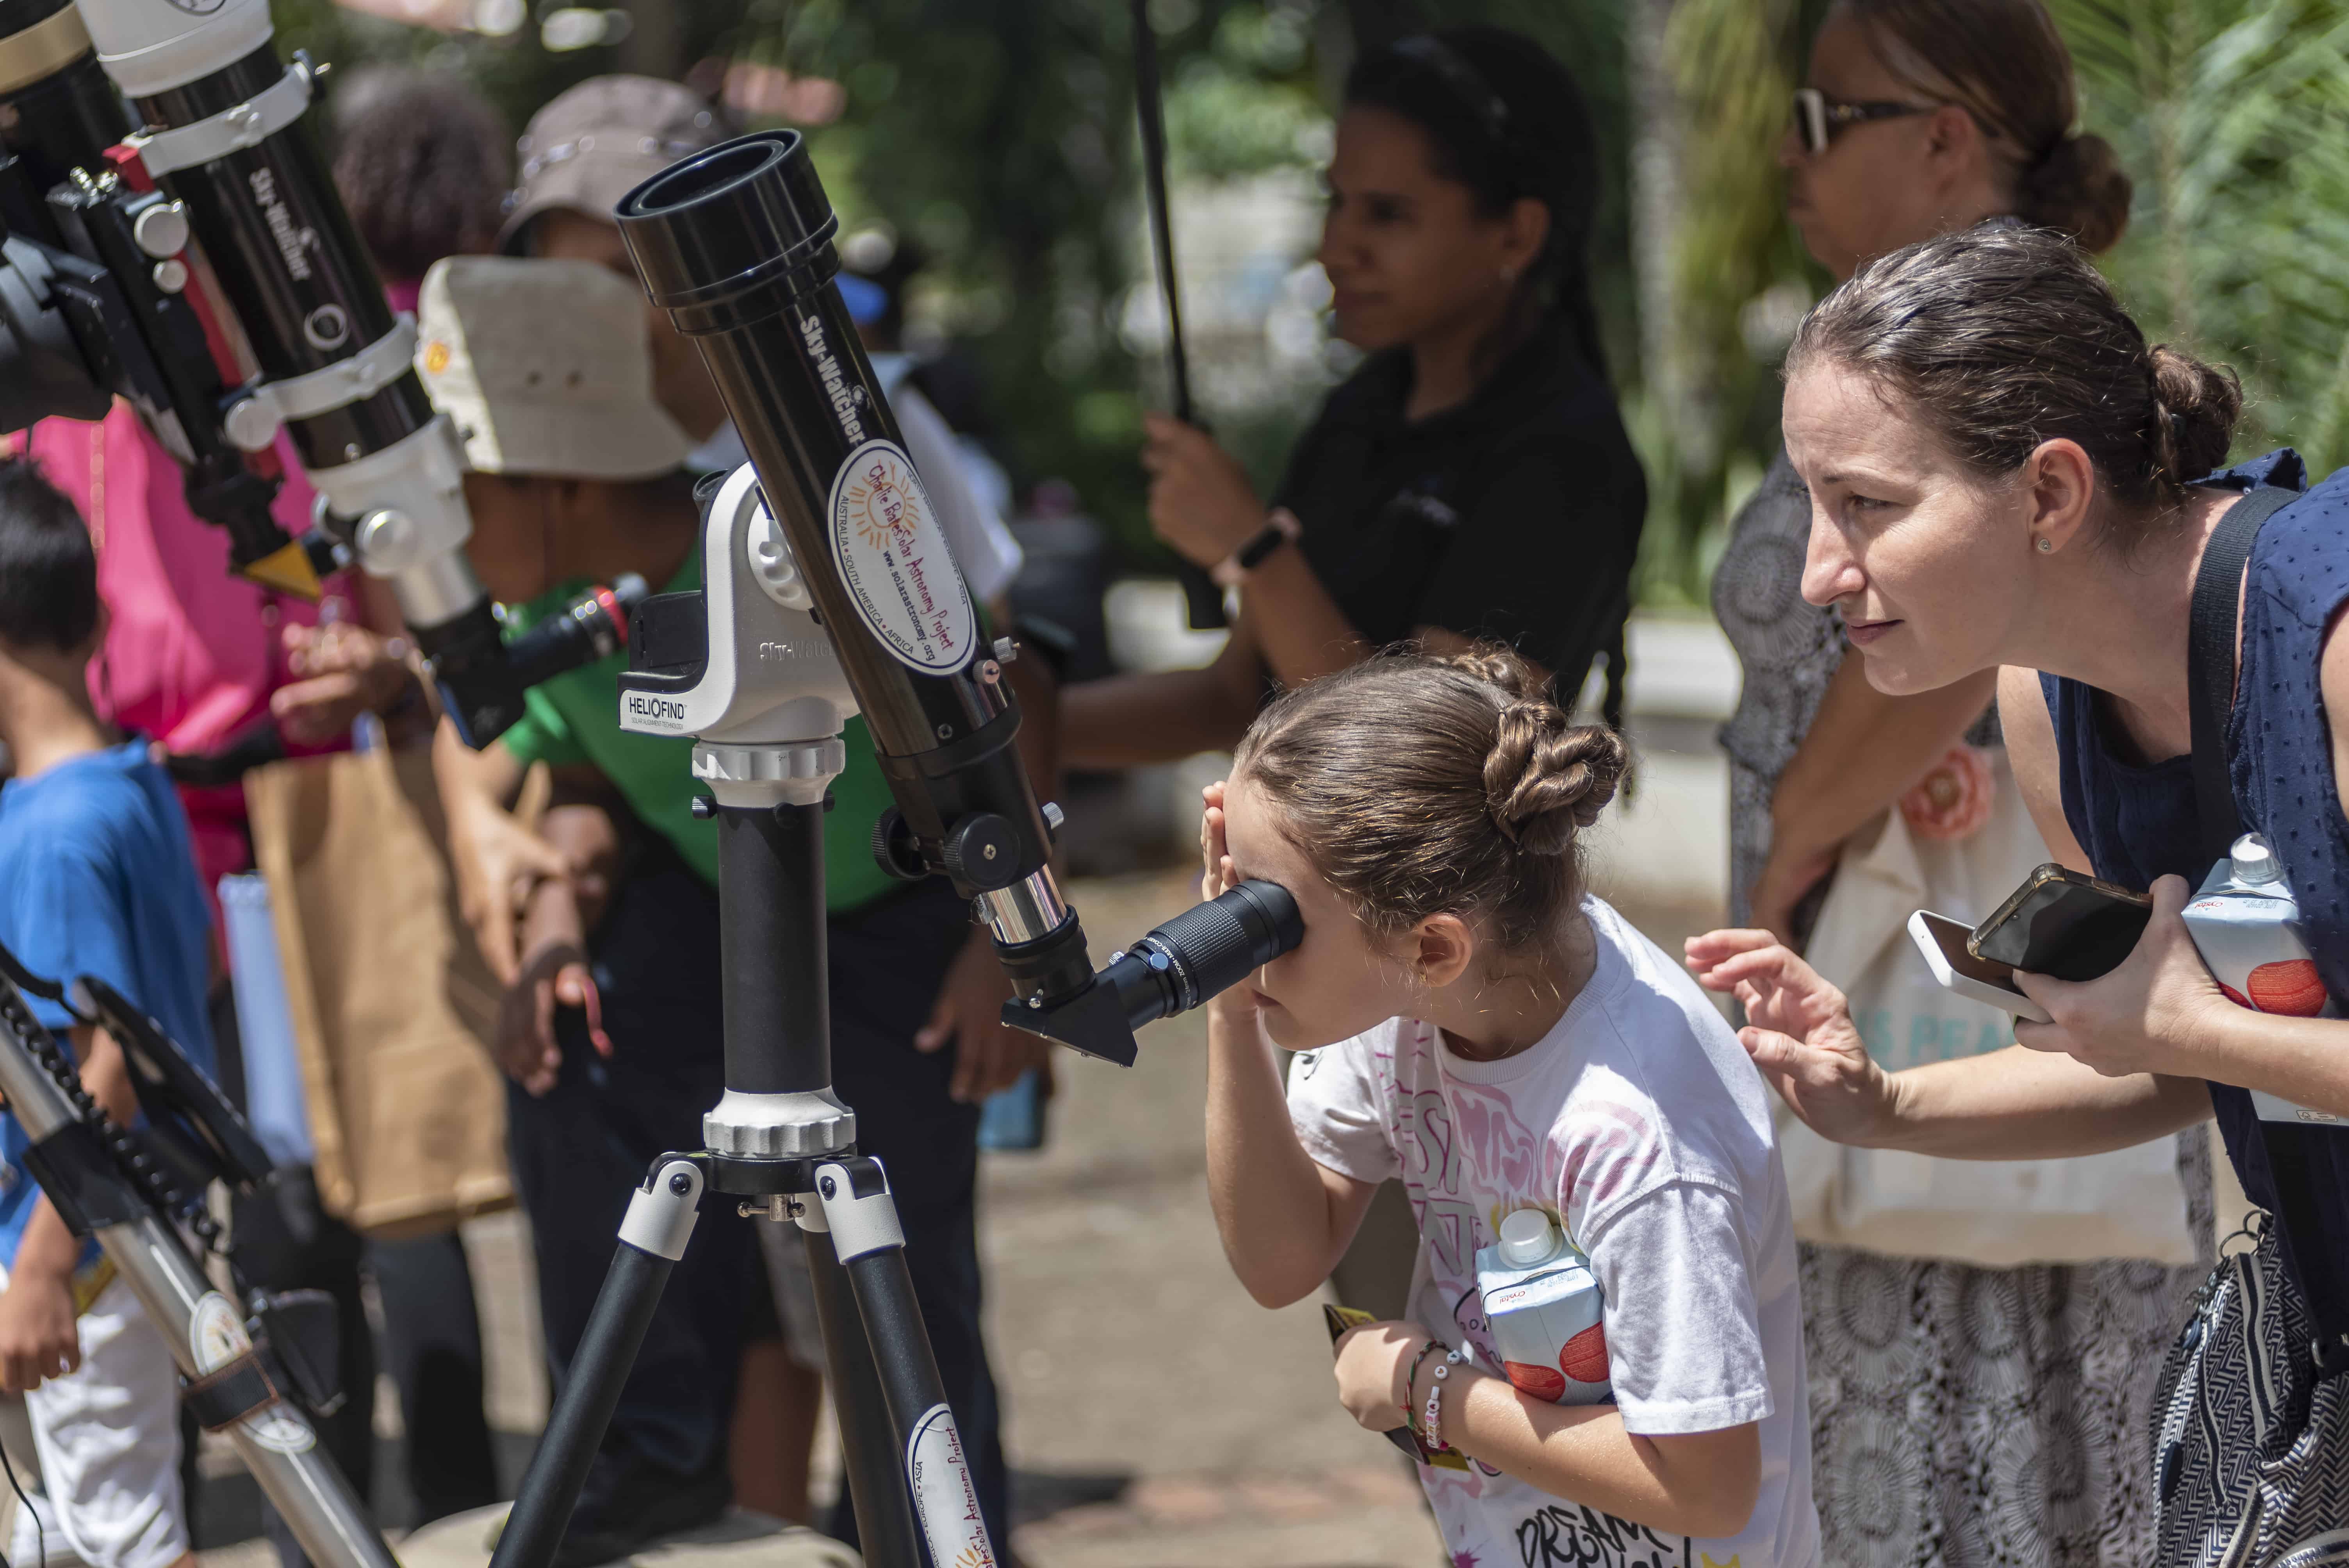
[1233,521,1292,571]
[1215,508,1303,586]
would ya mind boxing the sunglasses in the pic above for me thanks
[1791,87,1936,156]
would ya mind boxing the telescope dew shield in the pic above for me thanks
[75,0,520,744]
[615,132,1093,1009]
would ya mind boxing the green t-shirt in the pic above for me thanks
[496,554,901,912]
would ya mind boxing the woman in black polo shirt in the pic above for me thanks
[1063,26,1645,765]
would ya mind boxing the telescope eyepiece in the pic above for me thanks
[1105,880,1301,1030]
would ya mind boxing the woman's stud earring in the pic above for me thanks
[2036,536,2054,553]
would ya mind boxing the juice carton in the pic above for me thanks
[1473,1209,1610,1404]
[2181,833,2346,1128]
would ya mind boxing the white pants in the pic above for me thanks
[6,1273,187,1568]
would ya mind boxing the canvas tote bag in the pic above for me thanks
[243,744,542,1237]
[1782,743,2200,1267]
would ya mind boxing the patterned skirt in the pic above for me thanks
[1802,1135,2217,1568]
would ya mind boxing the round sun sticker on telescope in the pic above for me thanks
[828,439,974,674]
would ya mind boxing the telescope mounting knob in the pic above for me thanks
[745,505,811,611]
[942,814,1020,891]
[223,396,282,454]
[355,508,421,572]
[131,200,190,258]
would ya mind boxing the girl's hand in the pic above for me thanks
[1142,414,1265,569]
[1200,780,1237,904]
[2014,876,2229,1078]
[1686,929,1895,1146]
[1332,1319,1427,1434]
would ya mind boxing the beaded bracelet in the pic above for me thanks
[1423,1348,1465,1452]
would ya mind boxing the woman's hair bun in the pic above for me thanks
[2148,344,2243,487]
[2016,131,2132,255]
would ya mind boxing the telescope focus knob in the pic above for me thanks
[942,814,1021,892]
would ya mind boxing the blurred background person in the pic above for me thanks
[1703,4,2172,1564]
[1062,27,1644,767]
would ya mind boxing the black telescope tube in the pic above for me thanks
[616,132,1092,1005]
[132,46,419,471]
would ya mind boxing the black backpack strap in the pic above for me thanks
[2184,483,2349,1377]
[2187,484,2296,867]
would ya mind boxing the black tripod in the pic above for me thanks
[488,130,1300,1568]
[490,736,986,1568]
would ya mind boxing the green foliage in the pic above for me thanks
[1635,0,1821,605]
[2053,0,2349,470]
[724,0,1331,563]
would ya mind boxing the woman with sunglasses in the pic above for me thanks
[1710,4,2144,1565]
[1063,26,1645,764]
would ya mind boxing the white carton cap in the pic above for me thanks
[2232,834,2283,885]
[1498,1208,1559,1267]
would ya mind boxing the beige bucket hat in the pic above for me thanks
[415,256,692,481]
[497,75,728,252]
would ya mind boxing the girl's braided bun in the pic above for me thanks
[1448,648,1626,855]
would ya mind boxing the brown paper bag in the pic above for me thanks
[244,745,542,1238]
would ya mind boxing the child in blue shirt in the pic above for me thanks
[0,458,213,1568]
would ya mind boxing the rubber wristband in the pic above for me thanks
[1403,1338,1442,1438]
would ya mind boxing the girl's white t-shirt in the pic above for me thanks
[1288,897,1820,1568]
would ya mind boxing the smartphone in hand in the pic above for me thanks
[1909,911,2052,1023]
[1969,865,2152,982]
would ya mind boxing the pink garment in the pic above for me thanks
[24,405,358,907]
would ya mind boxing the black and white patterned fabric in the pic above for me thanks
[2154,1219,2349,1567]
[1713,454,2214,1567]
[1800,1129,2211,1568]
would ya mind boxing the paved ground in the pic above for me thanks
[189,611,1742,1568]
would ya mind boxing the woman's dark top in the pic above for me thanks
[1273,314,1647,698]
[2042,449,2349,1325]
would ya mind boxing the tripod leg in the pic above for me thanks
[815,1157,1000,1567]
[491,1157,706,1568]
[800,1220,923,1567]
